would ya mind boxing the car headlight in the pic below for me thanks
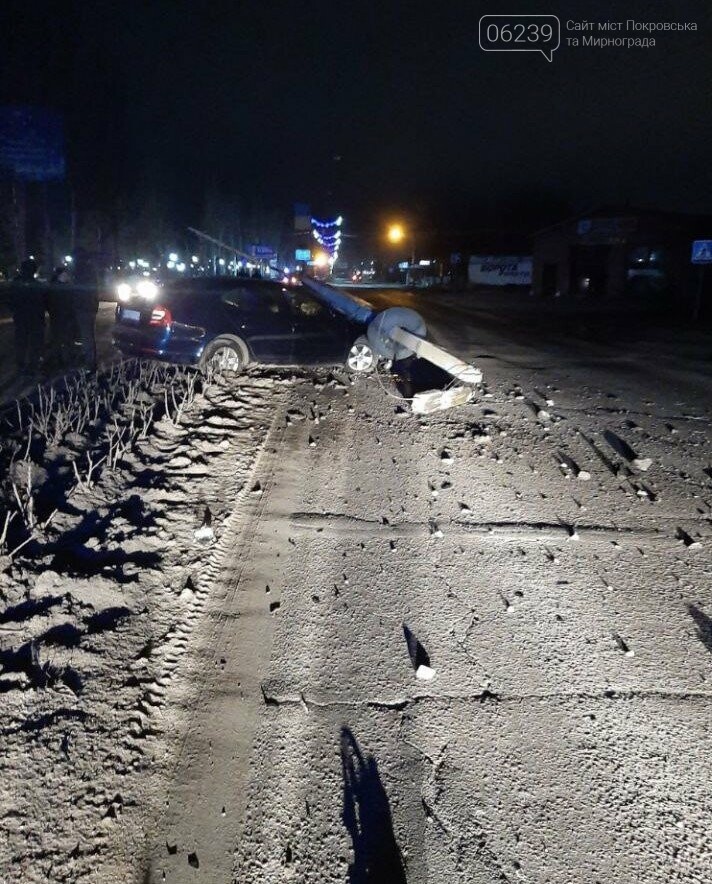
[116,282,132,301]
[136,280,158,299]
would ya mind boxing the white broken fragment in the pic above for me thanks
[411,387,473,414]
[537,409,551,422]
[577,470,591,481]
[193,524,215,543]
[632,457,652,471]
[415,664,436,681]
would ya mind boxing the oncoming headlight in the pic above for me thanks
[116,282,132,301]
[136,280,159,299]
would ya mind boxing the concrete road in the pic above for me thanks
[144,289,712,882]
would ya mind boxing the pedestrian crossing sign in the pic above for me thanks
[691,240,712,263]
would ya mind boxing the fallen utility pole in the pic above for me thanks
[301,275,483,389]
[367,308,483,385]
[187,227,256,264]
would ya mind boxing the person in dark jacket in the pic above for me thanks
[10,258,45,376]
[70,248,100,370]
[46,264,74,369]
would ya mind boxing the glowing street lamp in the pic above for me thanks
[387,223,405,244]
[313,251,329,268]
[386,222,417,283]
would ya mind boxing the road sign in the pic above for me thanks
[691,240,712,264]
[295,248,311,262]
[250,243,275,259]
[294,203,311,232]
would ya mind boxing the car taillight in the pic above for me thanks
[149,305,172,326]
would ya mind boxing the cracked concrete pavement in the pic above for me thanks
[144,291,712,883]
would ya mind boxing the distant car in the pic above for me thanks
[112,277,377,373]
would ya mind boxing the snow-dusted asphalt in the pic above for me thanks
[1,290,711,883]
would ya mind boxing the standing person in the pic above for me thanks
[9,258,45,377]
[70,247,100,371]
[46,264,73,370]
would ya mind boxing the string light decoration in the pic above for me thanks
[311,216,343,228]
[310,215,343,265]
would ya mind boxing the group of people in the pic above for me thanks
[7,250,100,377]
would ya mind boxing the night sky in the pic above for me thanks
[3,0,712,233]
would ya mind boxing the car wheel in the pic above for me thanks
[200,336,248,375]
[346,336,376,373]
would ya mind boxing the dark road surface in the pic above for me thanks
[350,285,712,402]
[0,289,708,406]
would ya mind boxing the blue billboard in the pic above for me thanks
[0,106,66,181]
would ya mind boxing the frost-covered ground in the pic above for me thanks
[0,291,711,883]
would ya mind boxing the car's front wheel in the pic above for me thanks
[346,335,376,373]
[199,336,249,375]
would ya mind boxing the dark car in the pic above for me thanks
[112,277,377,373]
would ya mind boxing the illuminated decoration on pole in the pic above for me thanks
[310,215,343,266]
[310,216,343,228]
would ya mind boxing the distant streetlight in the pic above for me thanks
[386,222,416,283]
[387,223,405,244]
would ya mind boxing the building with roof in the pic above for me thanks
[532,208,712,311]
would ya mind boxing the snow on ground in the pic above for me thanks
[0,293,711,883]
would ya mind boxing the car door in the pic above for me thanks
[221,284,295,364]
[288,290,351,364]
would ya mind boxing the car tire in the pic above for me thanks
[346,335,376,373]
[199,335,249,375]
